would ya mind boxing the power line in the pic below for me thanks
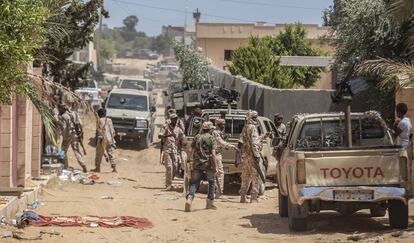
[220,0,323,11]
[111,0,168,23]
[112,0,257,23]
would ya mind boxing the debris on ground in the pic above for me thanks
[106,180,122,186]
[118,177,138,182]
[16,211,153,229]
[2,231,12,238]
[27,199,44,209]
[40,230,61,237]
[391,230,414,238]
[100,195,114,200]
[347,234,362,241]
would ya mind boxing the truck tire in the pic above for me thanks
[287,197,308,232]
[388,200,408,229]
[278,189,288,218]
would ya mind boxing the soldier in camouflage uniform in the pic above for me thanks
[159,113,185,191]
[58,104,87,172]
[167,108,185,132]
[212,118,237,198]
[238,111,264,203]
[185,122,218,212]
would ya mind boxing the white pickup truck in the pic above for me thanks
[277,112,411,231]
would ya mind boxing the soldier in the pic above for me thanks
[274,113,287,140]
[92,108,117,173]
[167,108,185,132]
[212,118,237,198]
[58,104,87,172]
[159,113,185,191]
[238,111,266,203]
[185,121,218,212]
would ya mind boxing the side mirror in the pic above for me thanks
[163,91,168,96]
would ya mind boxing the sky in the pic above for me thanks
[103,0,334,36]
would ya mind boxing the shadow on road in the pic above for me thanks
[243,212,414,236]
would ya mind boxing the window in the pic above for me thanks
[224,50,234,61]
[296,117,392,149]
[120,80,147,91]
[107,94,148,111]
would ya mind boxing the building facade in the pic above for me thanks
[196,22,334,89]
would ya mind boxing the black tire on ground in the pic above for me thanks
[139,135,150,149]
[287,197,308,232]
[388,200,408,229]
[370,207,386,217]
[278,189,288,218]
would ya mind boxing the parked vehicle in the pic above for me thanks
[156,65,178,79]
[135,49,159,60]
[75,80,102,110]
[277,112,410,231]
[105,89,156,149]
[185,109,279,192]
[119,77,154,92]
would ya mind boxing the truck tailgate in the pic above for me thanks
[304,149,402,186]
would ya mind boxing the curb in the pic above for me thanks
[0,174,57,219]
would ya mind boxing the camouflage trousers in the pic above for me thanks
[216,153,224,194]
[239,154,259,197]
[163,152,178,187]
[95,138,115,168]
[61,134,85,169]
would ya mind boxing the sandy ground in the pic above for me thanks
[4,59,414,243]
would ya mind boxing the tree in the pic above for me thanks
[100,39,117,60]
[174,43,208,89]
[229,24,324,88]
[39,0,107,89]
[120,15,139,42]
[151,35,173,55]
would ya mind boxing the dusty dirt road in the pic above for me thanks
[4,59,414,243]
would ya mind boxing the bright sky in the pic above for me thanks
[104,0,334,36]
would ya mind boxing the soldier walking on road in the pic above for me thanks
[212,119,237,198]
[238,111,267,203]
[92,108,117,173]
[185,122,218,212]
[58,103,87,172]
[159,113,185,191]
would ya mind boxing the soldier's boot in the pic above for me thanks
[185,196,193,212]
[91,166,100,173]
[81,165,88,173]
[250,194,259,203]
[206,199,217,210]
[111,164,117,173]
[240,194,247,203]
[215,190,222,199]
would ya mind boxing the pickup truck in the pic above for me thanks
[105,89,156,149]
[186,109,279,192]
[277,112,411,231]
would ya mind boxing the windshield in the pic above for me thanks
[296,116,392,149]
[120,80,147,90]
[107,94,148,111]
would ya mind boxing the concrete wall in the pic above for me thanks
[0,106,13,187]
[209,66,340,120]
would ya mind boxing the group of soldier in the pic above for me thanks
[55,99,117,174]
[159,107,286,212]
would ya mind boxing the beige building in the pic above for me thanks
[196,22,334,89]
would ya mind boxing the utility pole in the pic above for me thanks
[183,7,188,45]
[193,8,201,49]
[96,7,103,73]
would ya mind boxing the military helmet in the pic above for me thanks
[215,118,225,125]
[201,121,213,131]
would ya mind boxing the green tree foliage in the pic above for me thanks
[0,0,48,104]
[151,35,173,56]
[229,24,324,88]
[40,0,107,89]
[174,43,208,89]
[100,39,117,60]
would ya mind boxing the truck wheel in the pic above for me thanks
[287,197,308,232]
[370,207,386,217]
[388,200,408,229]
[278,189,288,218]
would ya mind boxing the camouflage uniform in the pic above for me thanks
[239,112,262,202]
[59,109,87,171]
[185,122,217,212]
[212,119,236,195]
[160,116,185,188]
[95,116,116,172]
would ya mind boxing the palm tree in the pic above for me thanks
[358,0,414,88]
